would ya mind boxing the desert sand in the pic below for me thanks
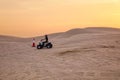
[0,27,120,80]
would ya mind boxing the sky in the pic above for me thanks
[0,0,120,37]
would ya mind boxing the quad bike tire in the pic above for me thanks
[37,45,43,49]
[46,43,53,49]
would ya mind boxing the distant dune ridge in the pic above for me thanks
[0,27,120,80]
[0,27,120,39]
[46,27,120,38]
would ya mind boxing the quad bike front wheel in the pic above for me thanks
[37,45,43,49]
[46,43,53,49]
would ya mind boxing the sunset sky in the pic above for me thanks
[0,0,120,37]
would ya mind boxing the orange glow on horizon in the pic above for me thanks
[0,0,120,37]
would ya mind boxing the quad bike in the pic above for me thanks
[37,41,53,49]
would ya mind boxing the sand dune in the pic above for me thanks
[51,27,120,39]
[0,35,28,42]
[0,27,120,80]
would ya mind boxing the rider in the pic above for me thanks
[41,35,49,45]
